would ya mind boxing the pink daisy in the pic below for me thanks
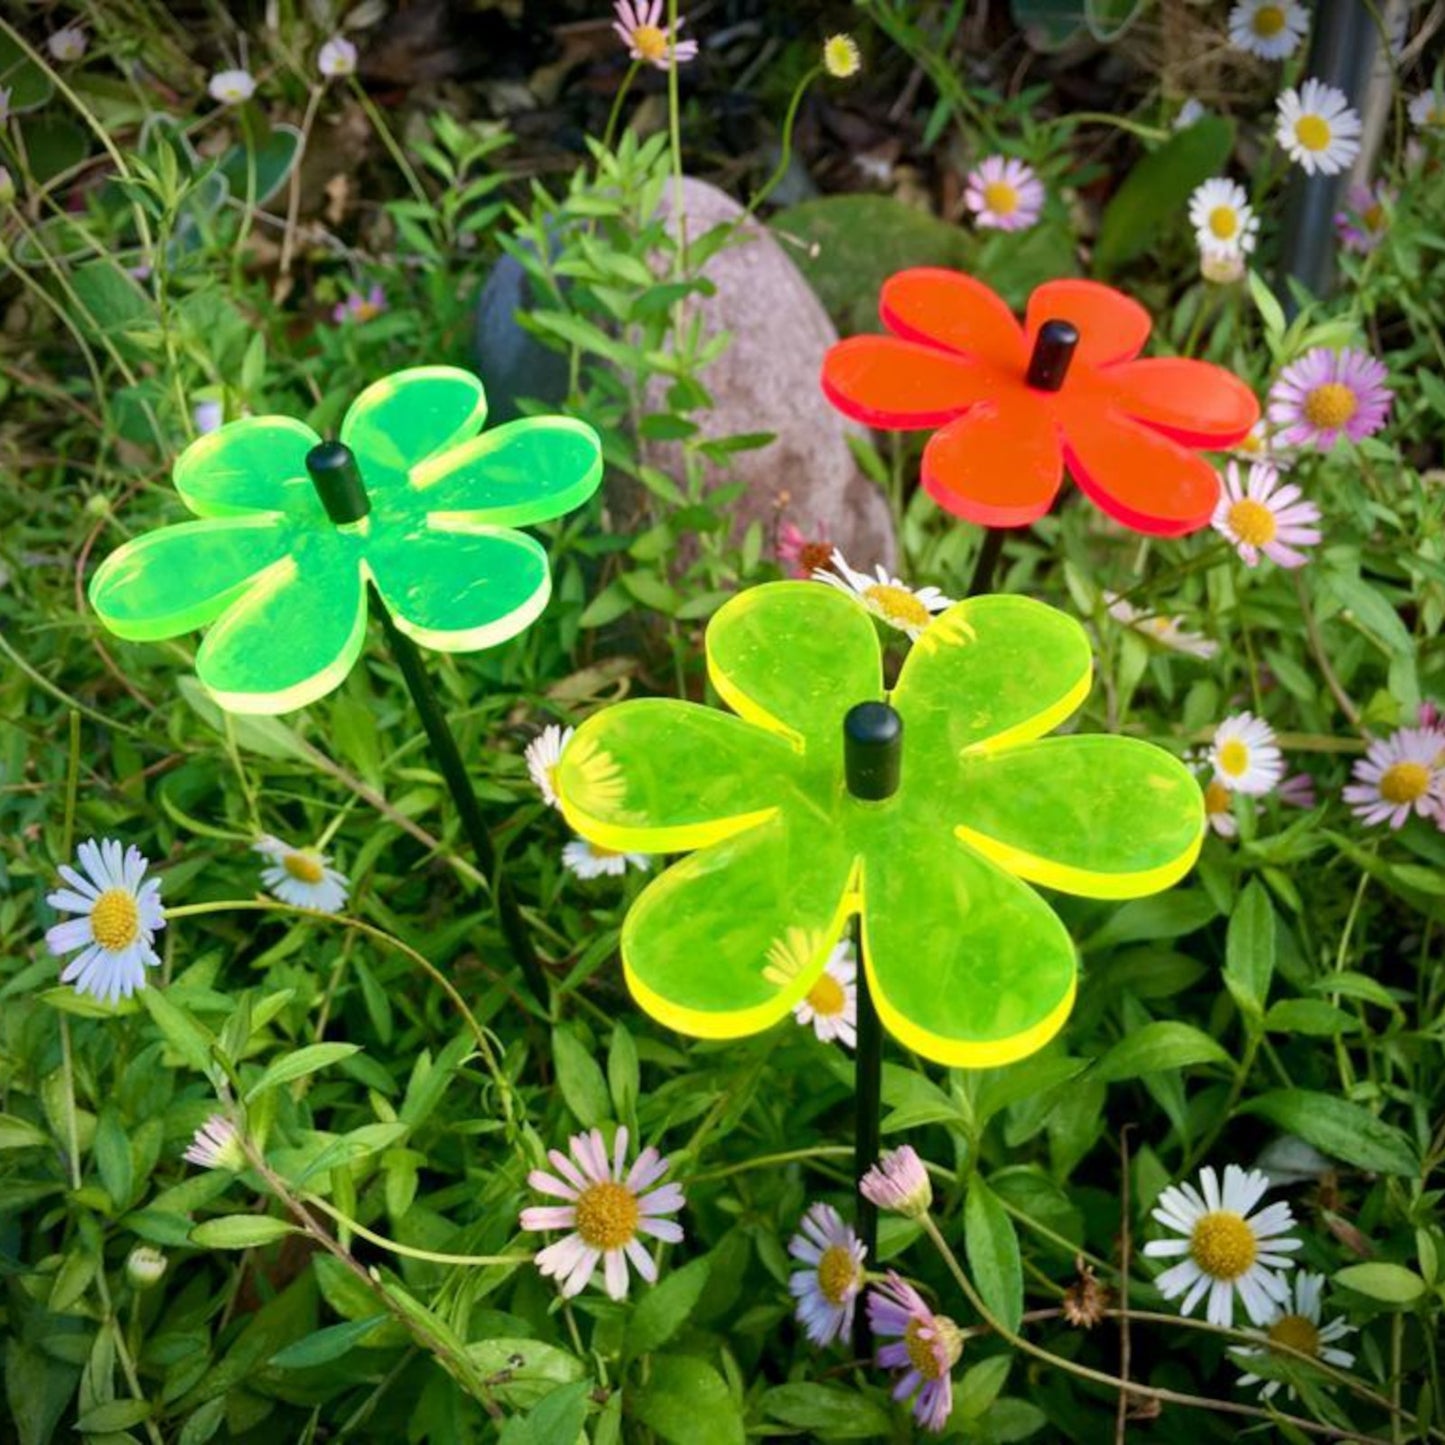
[1268,347,1392,451]
[1334,181,1391,255]
[612,0,698,70]
[776,520,837,580]
[332,284,387,325]
[963,156,1044,232]
[1278,771,1317,808]
[1211,461,1321,568]
[1342,726,1445,829]
[788,1202,866,1346]
[868,1272,963,1432]
[860,1144,932,1219]
[519,1126,684,1299]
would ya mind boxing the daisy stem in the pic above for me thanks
[370,587,551,1012]
[743,66,823,221]
[301,1193,529,1268]
[601,60,641,153]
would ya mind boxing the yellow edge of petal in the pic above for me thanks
[388,571,552,653]
[952,820,1205,901]
[621,860,861,1040]
[174,417,321,516]
[557,801,781,858]
[962,666,1093,757]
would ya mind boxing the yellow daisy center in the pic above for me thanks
[1302,382,1357,430]
[1294,115,1332,152]
[574,1180,640,1249]
[1380,760,1430,805]
[865,583,930,629]
[1209,205,1239,240]
[353,300,382,322]
[90,888,141,952]
[806,972,847,1018]
[1226,497,1277,546]
[1217,739,1250,777]
[632,23,668,62]
[904,1319,945,1380]
[1362,203,1385,231]
[817,1244,860,1304]
[1240,431,1264,454]
[1205,779,1232,815]
[1252,4,1286,36]
[1189,1210,1258,1280]
[1267,1312,1321,1356]
[983,181,1020,216]
[283,852,326,884]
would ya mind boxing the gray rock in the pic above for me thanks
[471,242,570,426]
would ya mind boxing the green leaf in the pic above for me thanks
[1084,889,1218,950]
[627,1254,711,1358]
[0,31,55,112]
[1334,1263,1427,1305]
[0,1113,50,1150]
[244,1043,362,1102]
[551,1026,611,1128]
[1322,571,1414,655]
[1224,879,1275,1019]
[957,1355,1012,1418]
[48,1249,97,1314]
[218,123,302,208]
[1241,1091,1418,1176]
[760,1383,893,1437]
[965,1177,1023,1335]
[608,1023,640,1124]
[190,1215,299,1249]
[138,988,217,1075]
[1092,1022,1229,1083]
[75,1399,153,1432]
[632,1356,744,1445]
[93,1108,134,1210]
[1248,269,1287,344]
[1263,1000,1359,1036]
[1095,117,1235,275]
[268,1315,387,1368]
[466,1338,586,1410]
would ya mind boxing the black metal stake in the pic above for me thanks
[306,442,550,1011]
[966,527,1006,598]
[844,700,902,1356]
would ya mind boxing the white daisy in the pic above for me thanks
[813,548,953,641]
[207,69,256,105]
[792,939,857,1048]
[1408,89,1445,131]
[1188,178,1259,258]
[1236,1272,1356,1399]
[1104,593,1219,660]
[1227,0,1308,60]
[525,724,574,810]
[254,836,349,913]
[1209,712,1284,796]
[1211,461,1321,568]
[1143,1164,1302,1326]
[45,838,166,1004]
[1276,81,1362,177]
[789,1202,867,1346]
[183,1115,246,1171]
[519,1126,684,1300]
[318,36,358,78]
[1342,726,1445,829]
[562,836,650,880]
[47,26,88,62]
[1203,773,1242,838]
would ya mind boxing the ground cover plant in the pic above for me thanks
[1,1,1443,1441]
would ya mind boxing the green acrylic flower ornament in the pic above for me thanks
[555,583,1204,1068]
[89,366,603,714]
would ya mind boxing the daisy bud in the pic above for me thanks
[823,35,861,79]
[126,1245,168,1289]
[860,1144,932,1219]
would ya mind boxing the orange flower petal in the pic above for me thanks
[921,399,1065,527]
[1060,408,1220,537]
[1025,280,1151,368]
[879,268,1027,372]
[821,335,1000,428]
[1094,358,1259,446]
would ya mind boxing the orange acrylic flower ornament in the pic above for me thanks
[821,269,1260,537]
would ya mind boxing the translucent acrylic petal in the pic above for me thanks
[879,267,1028,371]
[173,416,324,519]
[1024,279,1152,367]
[920,397,1066,527]
[340,366,488,496]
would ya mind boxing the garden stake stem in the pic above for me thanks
[303,440,549,1010]
[843,700,902,1354]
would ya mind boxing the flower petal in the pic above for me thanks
[194,536,368,714]
[1093,358,1260,446]
[863,828,1077,1067]
[89,518,296,642]
[409,417,603,528]
[706,581,882,749]
[952,736,1204,899]
[1059,405,1222,536]
[1024,280,1151,367]
[821,336,998,428]
[340,366,488,495]
[890,595,1092,772]
[878,268,1027,372]
[557,699,797,854]
[173,416,325,520]
[369,524,550,652]
[920,397,1065,527]
[621,812,856,1040]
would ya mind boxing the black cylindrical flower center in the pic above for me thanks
[844,702,903,801]
[1026,319,1080,392]
[305,440,371,525]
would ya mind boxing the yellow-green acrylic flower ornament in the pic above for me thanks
[555,582,1205,1068]
[88,366,603,714]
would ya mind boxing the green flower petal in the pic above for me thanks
[623,812,857,1039]
[706,582,882,749]
[174,417,324,519]
[863,828,1077,1067]
[409,417,603,527]
[891,595,1092,771]
[195,533,367,714]
[557,700,797,853]
[952,736,1205,899]
[88,518,295,641]
[340,366,488,496]
[369,523,551,653]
